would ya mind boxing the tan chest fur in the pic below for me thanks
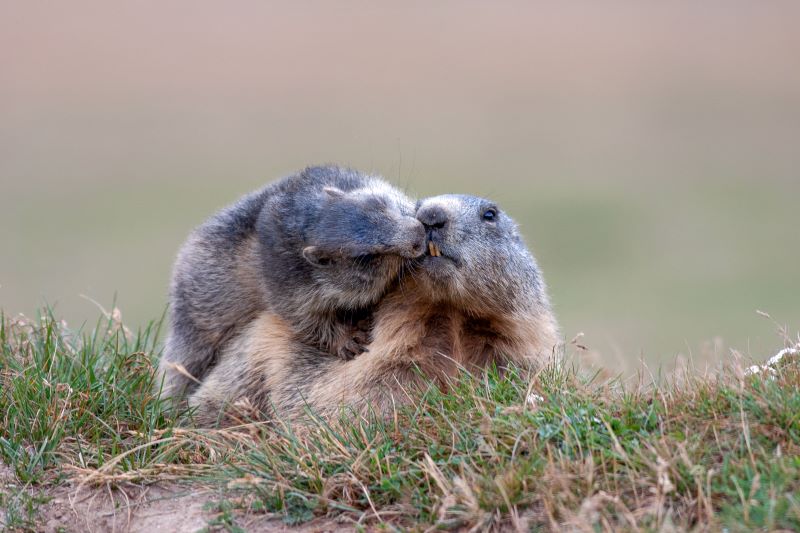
[190,282,560,423]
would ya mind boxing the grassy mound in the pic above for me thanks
[1,310,798,531]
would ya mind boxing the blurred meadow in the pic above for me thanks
[1,2,798,370]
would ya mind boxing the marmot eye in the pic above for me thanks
[482,208,497,221]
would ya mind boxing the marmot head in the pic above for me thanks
[302,184,427,308]
[413,194,545,313]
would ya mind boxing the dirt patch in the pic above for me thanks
[1,464,352,533]
[38,483,213,533]
[38,482,355,532]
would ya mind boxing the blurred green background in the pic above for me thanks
[1,2,798,370]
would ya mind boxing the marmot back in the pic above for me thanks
[189,193,561,424]
[158,166,424,400]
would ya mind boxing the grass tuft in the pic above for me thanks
[1,308,799,530]
[0,309,179,484]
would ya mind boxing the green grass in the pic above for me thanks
[0,486,48,531]
[1,310,799,531]
[0,309,178,484]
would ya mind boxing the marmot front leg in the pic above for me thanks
[328,316,373,361]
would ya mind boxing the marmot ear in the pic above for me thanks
[302,246,333,267]
[323,187,345,199]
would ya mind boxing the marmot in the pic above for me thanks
[158,166,425,400]
[189,193,560,424]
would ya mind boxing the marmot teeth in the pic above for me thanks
[428,241,441,257]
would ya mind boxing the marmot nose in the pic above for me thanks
[417,205,448,229]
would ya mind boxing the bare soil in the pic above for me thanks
[2,463,351,533]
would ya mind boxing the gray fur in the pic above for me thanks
[188,193,561,425]
[413,193,554,318]
[158,166,425,400]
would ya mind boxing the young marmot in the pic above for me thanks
[158,166,425,400]
[188,193,560,424]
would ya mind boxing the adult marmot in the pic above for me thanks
[189,194,560,424]
[158,166,425,400]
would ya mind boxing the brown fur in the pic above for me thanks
[189,192,562,425]
[189,277,560,425]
